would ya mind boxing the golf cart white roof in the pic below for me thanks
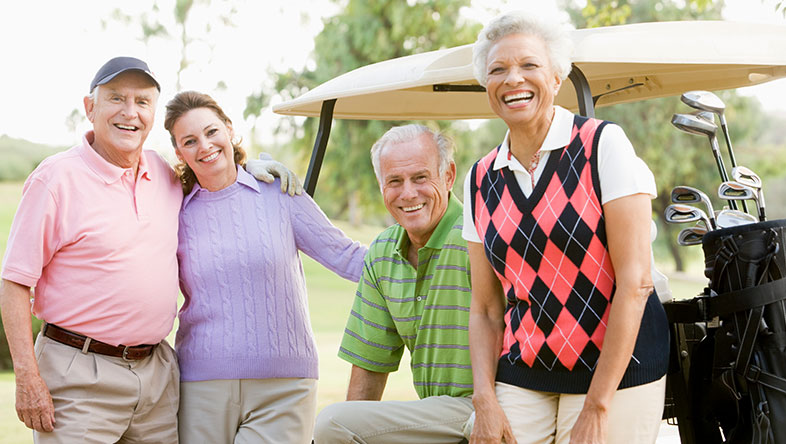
[273,20,786,120]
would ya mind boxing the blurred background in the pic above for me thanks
[1,0,785,442]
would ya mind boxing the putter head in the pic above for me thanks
[678,226,707,246]
[731,165,762,189]
[716,209,757,228]
[681,90,726,114]
[718,181,756,201]
[672,113,718,138]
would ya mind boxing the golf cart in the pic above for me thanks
[274,20,786,443]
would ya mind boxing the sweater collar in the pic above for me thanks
[182,164,260,208]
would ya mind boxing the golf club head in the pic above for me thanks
[681,90,726,115]
[692,110,716,124]
[671,185,716,228]
[672,113,718,139]
[716,209,757,228]
[718,181,757,202]
[664,203,712,230]
[678,225,707,246]
[731,165,762,189]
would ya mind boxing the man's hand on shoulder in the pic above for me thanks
[245,153,303,196]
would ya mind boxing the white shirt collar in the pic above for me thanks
[492,106,574,171]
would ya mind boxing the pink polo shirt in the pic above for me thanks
[1,131,182,346]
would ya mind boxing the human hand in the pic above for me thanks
[15,372,55,432]
[568,404,607,444]
[469,397,517,444]
[245,153,303,196]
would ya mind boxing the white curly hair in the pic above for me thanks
[472,10,575,87]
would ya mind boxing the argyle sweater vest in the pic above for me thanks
[470,115,669,394]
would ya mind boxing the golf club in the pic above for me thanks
[671,185,716,229]
[716,209,758,228]
[718,181,765,221]
[692,110,716,124]
[664,203,713,230]
[732,165,766,221]
[678,225,708,246]
[671,113,738,210]
[682,91,738,169]
[732,165,763,189]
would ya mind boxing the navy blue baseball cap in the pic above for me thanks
[89,56,160,93]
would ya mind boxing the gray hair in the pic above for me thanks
[89,85,100,102]
[472,10,574,86]
[371,124,455,185]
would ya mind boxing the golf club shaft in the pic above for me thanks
[710,137,737,210]
[719,115,748,213]
[758,189,766,222]
[719,115,736,166]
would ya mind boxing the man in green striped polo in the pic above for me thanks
[314,125,473,443]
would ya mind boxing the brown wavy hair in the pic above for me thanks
[164,91,247,194]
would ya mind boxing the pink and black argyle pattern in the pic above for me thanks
[470,116,616,372]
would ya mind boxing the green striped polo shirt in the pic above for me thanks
[339,195,473,399]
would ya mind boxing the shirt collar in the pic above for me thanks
[182,164,260,208]
[492,106,574,171]
[395,193,463,256]
[77,130,154,184]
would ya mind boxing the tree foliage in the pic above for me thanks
[107,0,237,91]
[270,0,480,224]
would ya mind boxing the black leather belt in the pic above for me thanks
[42,323,157,361]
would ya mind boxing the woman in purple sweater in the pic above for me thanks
[164,91,367,443]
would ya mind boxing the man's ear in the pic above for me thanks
[444,161,457,190]
[83,95,95,123]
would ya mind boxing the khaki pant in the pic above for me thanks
[495,376,666,444]
[33,333,180,444]
[178,378,317,444]
[314,395,474,444]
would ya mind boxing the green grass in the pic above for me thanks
[0,181,705,442]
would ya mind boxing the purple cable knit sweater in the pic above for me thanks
[175,166,367,382]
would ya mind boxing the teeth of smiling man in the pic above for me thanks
[403,203,425,212]
[504,92,534,104]
[201,151,220,162]
[115,124,138,130]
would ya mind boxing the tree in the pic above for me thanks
[105,0,237,91]
[64,108,85,139]
[269,0,480,225]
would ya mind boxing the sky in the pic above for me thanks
[1,0,785,154]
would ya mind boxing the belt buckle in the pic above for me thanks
[122,346,133,361]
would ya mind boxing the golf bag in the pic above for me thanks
[664,219,786,444]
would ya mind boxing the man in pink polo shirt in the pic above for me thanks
[0,57,297,443]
